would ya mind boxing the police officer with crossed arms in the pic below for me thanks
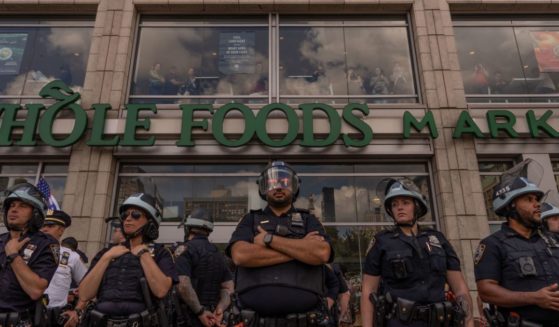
[475,161,559,327]
[227,161,333,326]
[40,210,87,327]
[361,178,473,327]
[0,183,59,326]
[175,208,234,327]
[79,193,178,326]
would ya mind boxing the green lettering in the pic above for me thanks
[487,110,518,138]
[403,111,438,139]
[452,111,484,138]
[39,103,87,147]
[299,103,340,147]
[341,103,373,147]
[87,104,120,146]
[176,104,214,146]
[0,104,42,146]
[255,103,298,147]
[526,110,558,138]
[212,103,255,147]
[121,104,156,146]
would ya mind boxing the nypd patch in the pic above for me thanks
[366,237,376,254]
[49,244,60,265]
[61,251,70,265]
[474,243,486,266]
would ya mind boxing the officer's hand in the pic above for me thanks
[104,245,130,260]
[131,244,149,256]
[198,310,216,327]
[213,307,225,327]
[327,297,335,309]
[62,310,78,327]
[254,226,267,247]
[304,231,325,242]
[534,283,559,310]
[5,236,30,256]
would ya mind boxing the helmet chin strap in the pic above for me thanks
[6,223,25,232]
[123,224,147,240]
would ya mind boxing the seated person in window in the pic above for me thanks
[180,67,201,96]
[148,63,165,95]
[164,66,183,95]
[389,62,410,94]
[489,71,508,94]
[251,62,268,95]
[347,69,365,95]
[370,67,390,96]
[305,65,325,83]
[471,63,489,94]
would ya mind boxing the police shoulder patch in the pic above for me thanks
[174,244,187,257]
[366,237,376,254]
[61,251,70,265]
[474,243,486,266]
[50,244,60,265]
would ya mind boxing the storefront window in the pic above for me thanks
[455,17,559,103]
[279,16,417,104]
[130,17,269,105]
[130,15,418,105]
[553,160,559,193]
[0,162,69,217]
[0,18,93,104]
[478,161,515,233]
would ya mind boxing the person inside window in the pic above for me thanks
[148,63,165,95]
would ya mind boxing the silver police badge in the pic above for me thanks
[428,235,442,248]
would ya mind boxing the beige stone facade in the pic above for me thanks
[1,0,559,318]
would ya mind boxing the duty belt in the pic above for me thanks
[88,309,157,327]
[0,311,32,327]
[233,310,330,327]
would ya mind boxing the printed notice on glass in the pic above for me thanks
[531,31,559,73]
[218,32,255,74]
[0,33,28,75]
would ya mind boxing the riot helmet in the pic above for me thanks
[492,159,544,220]
[541,202,559,230]
[179,208,214,240]
[119,193,162,242]
[257,161,300,201]
[3,182,48,232]
[377,178,428,226]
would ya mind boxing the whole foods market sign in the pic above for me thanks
[0,80,557,148]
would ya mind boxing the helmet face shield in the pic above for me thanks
[259,167,299,195]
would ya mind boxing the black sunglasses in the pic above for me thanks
[120,210,143,220]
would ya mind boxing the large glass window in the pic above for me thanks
[0,162,69,220]
[553,159,559,193]
[279,16,417,104]
[0,18,93,104]
[455,17,559,103]
[130,15,418,105]
[478,160,515,233]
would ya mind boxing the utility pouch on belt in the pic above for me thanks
[298,313,308,327]
[442,301,453,327]
[396,297,415,323]
[241,309,256,327]
[286,314,298,327]
[431,302,445,327]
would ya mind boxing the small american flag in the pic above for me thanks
[36,176,60,210]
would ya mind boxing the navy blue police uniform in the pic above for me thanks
[227,206,334,317]
[87,241,178,317]
[474,223,559,326]
[175,235,232,326]
[364,227,461,326]
[0,231,59,319]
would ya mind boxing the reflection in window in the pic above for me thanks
[553,160,559,198]
[479,161,515,223]
[116,163,432,224]
[279,18,417,104]
[131,18,269,104]
[455,18,559,103]
[0,19,93,101]
[0,163,68,214]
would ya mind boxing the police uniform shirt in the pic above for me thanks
[474,223,559,323]
[45,246,88,308]
[363,228,461,304]
[226,206,334,316]
[175,236,232,308]
[0,231,59,313]
[87,243,178,316]
[332,264,349,294]
[325,265,340,301]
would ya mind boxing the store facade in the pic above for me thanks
[1,0,559,318]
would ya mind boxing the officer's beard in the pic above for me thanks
[268,193,293,208]
[511,210,541,230]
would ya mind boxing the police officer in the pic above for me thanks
[79,193,178,326]
[40,210,87,327]
[227,161,333,324]
[0,183,59,326]
[475,166,559,326]
[175,208,234,327]
[361,178,473,327]
[324,264,340,326]
[61,237,88,264]
[541,202,559,235]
